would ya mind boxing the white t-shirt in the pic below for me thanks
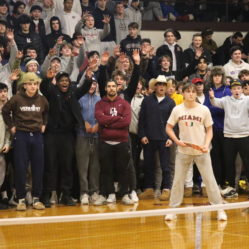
[167,103,213,155]
[58,11,81,37]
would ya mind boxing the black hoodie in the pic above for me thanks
[44,16,71,53]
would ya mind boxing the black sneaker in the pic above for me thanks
[0,202,8,210]
[41,194,51,208]
[60,195,76,206]
[1,198,9,206]
[193,184,201,195]
[223,188,238,199]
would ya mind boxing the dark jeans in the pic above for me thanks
[224,136,249,187]
[143,140,171,189]
[129,133,143,190]
[43,132,75,196]
[99,141,130,196]
[210,130,226,186]
[13,131,44,199]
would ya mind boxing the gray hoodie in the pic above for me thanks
[211,95,249,137]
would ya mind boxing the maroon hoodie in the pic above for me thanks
[95,96,131,142]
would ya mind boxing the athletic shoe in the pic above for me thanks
[59,195,76,206]
[130,190,139,203]
[32,199,45,210]
[90,192,99,203]
[50,190,58,204]
[41,193,51,208]
[1,197,9,206]
[93,195,107,206]
[26,191,32,205]
[16,199,27,211]
[165,213,177,221]
[159,189,170,201]
[184,187,192,197]
[193,184,201,195]
[106,194,116,203]
[154,189,161,199]
[221,187,238,199]
[139,188,154,199]
[80,194,89,205]
[0,202,8,210]
[220,186,233,195]
[217,210,227,221]
[122,194,134,205]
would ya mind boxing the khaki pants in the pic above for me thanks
[169,152,223,207]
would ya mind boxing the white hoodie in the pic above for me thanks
[223,59,249,79]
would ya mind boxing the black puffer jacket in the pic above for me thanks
[14,30,45,63]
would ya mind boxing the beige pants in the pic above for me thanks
[169,152,223,207]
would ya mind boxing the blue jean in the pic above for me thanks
[13,131,44,199]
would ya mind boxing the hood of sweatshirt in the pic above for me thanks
[50,16,62,34]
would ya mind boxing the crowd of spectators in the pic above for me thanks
[0,0,248,212]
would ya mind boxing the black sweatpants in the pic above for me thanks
[99,141,130,197]
[43,132,75,196]
[224,136,249,187]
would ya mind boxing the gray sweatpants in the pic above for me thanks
[169,152,223,207]
[75,136,100,195]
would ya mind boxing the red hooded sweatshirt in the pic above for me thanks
[95,96,131,142]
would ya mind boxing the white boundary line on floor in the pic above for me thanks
[0,201,248,226]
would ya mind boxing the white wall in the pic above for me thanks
[140,30,246,50]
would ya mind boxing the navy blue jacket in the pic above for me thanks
[138,94,175,140]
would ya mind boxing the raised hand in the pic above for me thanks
[47,68,56,79]
[149,46,155,58]
[82,11,90,20]
[119,52,127,63]
[48,47,57,57]
[16,50,23,59]
[77,35,84,46]
[9,69,21,81]
[72,47,79,56]
[88,58,98,70]
[101,50,109,65]
[56,36,64,45]
[85,66,94,79]
[132,49,140,65]
[113,45,120,57]
[6,29,14,41]
[102,15,111,24]
[209,88,214,99]
[44,0,54,8]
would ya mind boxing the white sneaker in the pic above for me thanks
[80,194,89,205]
[93,195,107,206]
[165,213,177,221]
[90,192,99,203]
[220,186,233,196]
[26,191,32,205]
[122,194,134,205]
[106,194,116,203]
[217,210,227,221]
[50,190,58,204]
[130,190,139,203]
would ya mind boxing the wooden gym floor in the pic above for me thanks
[0,195,248,249]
